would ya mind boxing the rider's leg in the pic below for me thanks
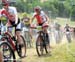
[16,22,23,45]
[8,27,14,37]
[15,30,23,45]
[42,27,50,47]
[0,51,3,62]
[29,29,33,47]
[66,33,71,43]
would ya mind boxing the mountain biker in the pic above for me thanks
[22,13,32,47]
[31,6,50,47]
[22,13,30,28]
[64,24,71,43]
[54,21,61,43]
[0,0,23,46]
[64,24,70,32]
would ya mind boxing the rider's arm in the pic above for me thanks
[45,14,50,23]
[0,9,7,17]
[31,13,36,23]
[31,16,35,23]
[41,11,50,23]
[64,26,67,33]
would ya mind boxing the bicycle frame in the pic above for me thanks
[0,26,17,51]
[4,32,16,50]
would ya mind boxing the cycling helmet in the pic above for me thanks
[2,0,9,6]
[34,6,41,12]
[22,13,28,17]
[22,13,30,23]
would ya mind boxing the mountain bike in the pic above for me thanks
[0,25,26,58]
[0,32,16,62]
[31,25,50,56]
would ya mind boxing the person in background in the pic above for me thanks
[22,13,32,48]
[64,24,71,43]
[54,21,61,44]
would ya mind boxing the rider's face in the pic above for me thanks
[35,11,40,14]
[3,5,8,10]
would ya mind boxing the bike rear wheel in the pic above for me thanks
[0,41,16,62]
[16,35,26,58]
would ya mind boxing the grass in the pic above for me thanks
[54,17,75,27]
[21,41,75,62]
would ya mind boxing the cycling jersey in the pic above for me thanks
[33,11,47,25]
[0,6,18,26]
[0,6,21,32]
[65,26,70,32]
[54,23,60,31]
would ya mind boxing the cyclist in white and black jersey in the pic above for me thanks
[64,24,71,43]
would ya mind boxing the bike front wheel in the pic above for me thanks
[36,36,44,56]
[0,41,16,62]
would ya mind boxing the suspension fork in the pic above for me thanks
[4,33,16,51]
[38,31,45,45]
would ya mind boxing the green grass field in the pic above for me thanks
[54,17,75,27]
[21,41,75,62]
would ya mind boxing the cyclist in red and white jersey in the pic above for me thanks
[0,0,23,45]
[32,6,48,25]
[1,0,18,26]
[31,6,50,46]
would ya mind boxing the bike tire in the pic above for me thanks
[36,36,43,56]
[16,35,26,58]
[0,41,16,62]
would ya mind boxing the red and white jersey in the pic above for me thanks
[0,6,18,26]
[33,11,47,24]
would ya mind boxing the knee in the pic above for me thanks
[16,31,21,37]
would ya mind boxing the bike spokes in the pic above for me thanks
[0,42,16,62]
